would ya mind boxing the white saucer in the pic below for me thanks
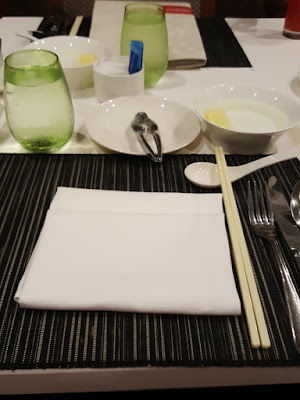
[85,95,201,155]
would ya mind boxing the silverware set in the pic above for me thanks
[247,178,300,353]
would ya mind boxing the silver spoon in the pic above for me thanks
[290,179,300,228]
[184,151,297,188]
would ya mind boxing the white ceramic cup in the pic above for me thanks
[93,56,144,102]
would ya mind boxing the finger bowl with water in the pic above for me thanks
[193,84,300,155]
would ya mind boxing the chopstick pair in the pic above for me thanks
[214,146,271,349]
[69,16,84,36]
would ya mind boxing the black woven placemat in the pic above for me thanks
[76,17,251,68]
[197,18,252,67]
[0,153,299,370]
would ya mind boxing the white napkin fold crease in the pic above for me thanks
[15,188,241,315]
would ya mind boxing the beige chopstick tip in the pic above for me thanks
[69,16,84,36]
[214,146,271,349]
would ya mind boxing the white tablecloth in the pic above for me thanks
[0,17,300,156]
[0,16,300,395]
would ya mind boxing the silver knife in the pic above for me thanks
[268,176,300,267]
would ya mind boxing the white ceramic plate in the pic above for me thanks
[86,95,201,155]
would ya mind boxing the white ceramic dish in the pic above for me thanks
[24,36,106,90]
[86,95,201,155]
[193,84,300,154]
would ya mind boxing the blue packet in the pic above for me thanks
[128,40,144,74]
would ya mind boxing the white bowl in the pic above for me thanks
[25,36,106,90]
[193,84,300,154]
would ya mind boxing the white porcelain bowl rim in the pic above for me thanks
[24,36,106,70]
[193,84,300,135]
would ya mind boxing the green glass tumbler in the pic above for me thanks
[4,49,74,153]
[120,2,169,88]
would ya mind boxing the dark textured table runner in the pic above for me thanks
[77,17,251,68]
[0,153,299,371]
[197,18,252,67]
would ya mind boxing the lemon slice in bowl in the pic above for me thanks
[205,108,232,129]
[79,53,98,65]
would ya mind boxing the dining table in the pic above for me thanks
[0,12,299,396]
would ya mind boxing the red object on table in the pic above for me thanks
[283,0,300,38]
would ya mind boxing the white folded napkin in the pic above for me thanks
[15,188,241,315]
[89,1,207,69]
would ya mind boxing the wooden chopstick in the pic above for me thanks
[69,15,84,36]
[214,146,271,349]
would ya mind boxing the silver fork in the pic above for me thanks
[248,180,300,353]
